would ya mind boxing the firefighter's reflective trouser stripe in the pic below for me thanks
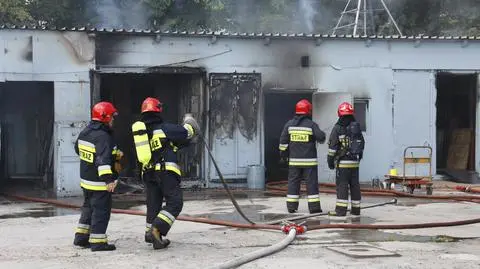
[338,160,360,168]
[80,179,108,191]
[287,167,321,213]
[142,162,182,178]
[335,167,361,216]
[155,162,181,176]
[144,170,183,236]
[74,189,112,245]
[288,158,318,166]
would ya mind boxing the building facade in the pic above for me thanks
[1,26,479,196]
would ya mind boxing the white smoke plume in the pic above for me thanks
[88,0,152,29]
[299,0,318,33]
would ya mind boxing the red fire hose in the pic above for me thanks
[3,194,280,231]
[4,193,480,232]
[265,181,480,203]
[454,185,480,194]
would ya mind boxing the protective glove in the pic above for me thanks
[183,113,201,138]
[114,161,123,174]
[327,156,335,170]
[115,149,124,161]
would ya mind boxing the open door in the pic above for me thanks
[207,73,261,183]
[312,91,353,183]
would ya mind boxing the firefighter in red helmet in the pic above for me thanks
[279,99,326,213]
[132,97,200,250]
[73,101,122,251]
[327,101,365,218]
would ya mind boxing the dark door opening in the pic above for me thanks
[264,91,312,183]
[0,81,55,192]
[97,73,205,185]
[436,72,478,183]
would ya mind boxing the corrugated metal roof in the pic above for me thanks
[2,25,480,41]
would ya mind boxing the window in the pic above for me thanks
[354,99,369,132]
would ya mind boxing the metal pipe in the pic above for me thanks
[210,228,297,269]
[379,0,403,36]
[332,0,352,35]
[353,0,362,36]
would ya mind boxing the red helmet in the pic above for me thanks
[141,97,163,113]
[295,99,312,115]
[337,102,354,117]
[92,102,118,123]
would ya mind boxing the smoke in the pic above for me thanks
[299,0,318,33]
[87,0,152,29]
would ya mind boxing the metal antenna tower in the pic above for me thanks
[332,0,403,36]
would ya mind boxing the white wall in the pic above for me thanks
[0,30,94,196]
[95,33,480,182]
[5,29,480,187]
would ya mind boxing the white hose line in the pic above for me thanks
[210,229,297,269]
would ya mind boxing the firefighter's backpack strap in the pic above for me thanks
[131,121,152,165]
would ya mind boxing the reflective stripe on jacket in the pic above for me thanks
[279,115,326,167]
[74,121,118,191]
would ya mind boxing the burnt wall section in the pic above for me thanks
[99,73,204,180]
[209,73,261,141]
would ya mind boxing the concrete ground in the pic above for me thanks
[1,189,480,269]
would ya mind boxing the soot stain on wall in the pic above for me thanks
[209,73,260,141]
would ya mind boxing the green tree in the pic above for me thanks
[28,0,89,27]
[0,0,33,25]
[145,0,231,30]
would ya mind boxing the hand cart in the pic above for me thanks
[384,146,434,195]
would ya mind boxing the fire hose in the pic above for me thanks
[265,181,480,203]
[4,192,480,269]
[210,227,300,269]
[4,120,480,268]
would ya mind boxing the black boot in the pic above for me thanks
[73,233,90,248]
[145,231,153,243]
[151,227,171,250]
[309,208,323,214]
[91,243,116,252]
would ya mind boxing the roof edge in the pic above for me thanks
[1,25,480,41]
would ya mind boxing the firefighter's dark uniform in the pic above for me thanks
[279,115,326,213]
[135,112,194,248]
[73,121,119,251]
[327,115,364,216]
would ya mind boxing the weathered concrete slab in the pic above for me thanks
[1,192,480,269]
[326,243,401,258]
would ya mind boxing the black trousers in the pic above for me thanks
[75,189,112,245]
[334,168,361,216]
[286,166,321,213]
[144,170,183,236]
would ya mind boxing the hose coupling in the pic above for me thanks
[281,222,307,235]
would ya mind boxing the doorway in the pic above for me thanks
[96,72,205,184]
[435,72,478,183]
[263,91,313,182]
[0,81,55,192]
